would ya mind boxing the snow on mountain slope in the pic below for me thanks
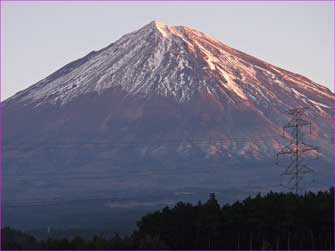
[2,21,334,223]
[6,20,333,114]
[4,20,334,163]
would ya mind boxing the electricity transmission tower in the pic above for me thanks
[276,107,319,194]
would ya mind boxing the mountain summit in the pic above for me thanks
[6,21,333,108]
[3,22,333,228]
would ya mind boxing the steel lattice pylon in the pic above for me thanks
[276,107,319,194]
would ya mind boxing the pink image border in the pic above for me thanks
[0,0,333,250]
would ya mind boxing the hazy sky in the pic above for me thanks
[2,1,334,100]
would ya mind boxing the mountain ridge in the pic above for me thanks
[3,22,333,229]
[5,20,333,108]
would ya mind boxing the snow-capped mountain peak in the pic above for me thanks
[6,21,333,114]
[3,21,334,211]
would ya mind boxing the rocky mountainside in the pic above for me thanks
[3,21,333,228]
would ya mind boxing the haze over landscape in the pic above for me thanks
[3,20,334,232]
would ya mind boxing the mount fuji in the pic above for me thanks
[3,21,333,229]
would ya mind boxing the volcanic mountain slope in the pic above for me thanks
[3,21,334,215]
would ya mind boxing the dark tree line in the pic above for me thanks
[2,188,334,250]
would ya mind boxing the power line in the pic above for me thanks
[4,134,284,150]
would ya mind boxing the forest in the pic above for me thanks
[2,188,334,250]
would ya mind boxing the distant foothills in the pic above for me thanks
[3,188,333,250]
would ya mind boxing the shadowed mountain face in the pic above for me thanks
[3,21,333,229]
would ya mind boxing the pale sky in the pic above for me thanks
[1,1,334,101]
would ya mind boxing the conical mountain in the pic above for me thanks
[3,21,333,227]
